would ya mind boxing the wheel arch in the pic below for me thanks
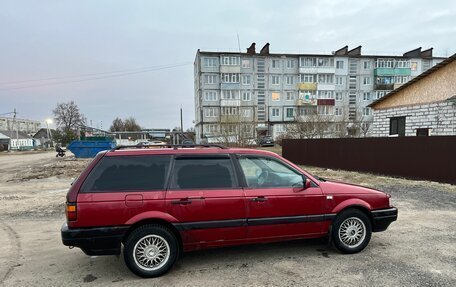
[122,218,183,257]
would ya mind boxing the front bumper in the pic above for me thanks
[371,207,398,232]
[61,223,129,256]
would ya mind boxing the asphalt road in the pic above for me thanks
[0,152,455,286]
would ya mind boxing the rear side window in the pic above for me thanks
[81,155,171,192]
[171,157,236,189]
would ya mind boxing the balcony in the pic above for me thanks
[220,66,241,73]
[220,83,240,90]
[297,82,317,91]
[299,66,335,74]
[317,99,335,106]
[374,83,394,90]
[220,99,241,106]
[374,68,411,76]
[296,98,317,106]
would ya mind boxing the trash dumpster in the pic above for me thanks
[67,140,116,158]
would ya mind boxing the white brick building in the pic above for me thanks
[370,53,456,136]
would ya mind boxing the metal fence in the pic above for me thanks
[282,136,456,184]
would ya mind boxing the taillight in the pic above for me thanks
[66,202,77,221]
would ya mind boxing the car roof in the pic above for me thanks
[105,147,278,157]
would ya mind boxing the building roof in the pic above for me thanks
[197,45,447,60]
[369,52,456,108]
[0,130,33,139]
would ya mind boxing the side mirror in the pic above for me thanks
[304,178,312,189]
[293,177,312,192]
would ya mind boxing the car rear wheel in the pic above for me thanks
[332,209,372,254]
[124,224,178,278]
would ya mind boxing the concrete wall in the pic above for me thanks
[372,100,456,136]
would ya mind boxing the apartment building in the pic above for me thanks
[0,116,41,135]
[194,43,445,143]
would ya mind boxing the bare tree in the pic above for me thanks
[211,114,257,147]
[124,117,142,131]
[53,101,85,145]
[109,117,124,132]
[109,117,141,132]
[53,101,85,131]
[285,111,334,139]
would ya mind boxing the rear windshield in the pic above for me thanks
[81,155,171,192]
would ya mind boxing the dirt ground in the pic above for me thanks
[0,150,455,286]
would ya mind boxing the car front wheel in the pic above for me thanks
[332,209,372,254]
[124,224,178,278]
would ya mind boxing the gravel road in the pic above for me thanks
[0,151,455,286]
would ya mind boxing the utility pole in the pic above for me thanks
[14,108,19,150]
[180,107,184,144]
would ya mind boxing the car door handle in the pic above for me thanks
[251,196,268,202]
[171,197,205,205]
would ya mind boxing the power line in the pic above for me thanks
[0,62,192,92]
[0,62,192,86]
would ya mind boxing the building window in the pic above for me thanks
[222,90,239,99]
[416,128,429,136]
[221,107,239,115]
[286,108,294,118]
[221,56,240,66]
[396,59,410,68]
[204,91,218,101]
[286,91,295,101]
[271,92,281,101]
[285,75,294,85]
[394,76,411,84]
[204,108,217,117]
[349,76,357,89]
[271,108,280,117]
[376,58,395,68]
[271,75,280,85]
[335,76,343,85]
[298,106,316,116]
[241,59,250,68]
[336,61,344,69]
[271,59,280,68]
[317,90,334,99]
[363,92,371,101]
[241,108,251,117]
[300,74,315,83]
[242,91,251,101]
[363,61,371,69]
[335,92,343,101]
[363,77,371,85]
[204,74,217,84]
[362,107,371,116]
[205,124,219,133]
[300,57,317,67]
[242,75,251,85]
[286,59,295,69]
[317,58,334,67]
[222,73,240,83]
[317,106,334,115]
[390,116,406,136]
[204,58,217,67]
[335,107,342,116]
[318,74,334,84]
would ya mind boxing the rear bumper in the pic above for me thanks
[61,223,129,256]
[371,207,398,232]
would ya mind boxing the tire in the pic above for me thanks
[123,224,178,278]
[331,209,372,254]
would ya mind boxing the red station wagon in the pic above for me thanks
[61,144,398,278]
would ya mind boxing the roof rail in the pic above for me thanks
[111,144,228,151]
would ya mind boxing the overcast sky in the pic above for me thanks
[1,0,455,130]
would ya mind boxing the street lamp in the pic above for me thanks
[46,119,53,148]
